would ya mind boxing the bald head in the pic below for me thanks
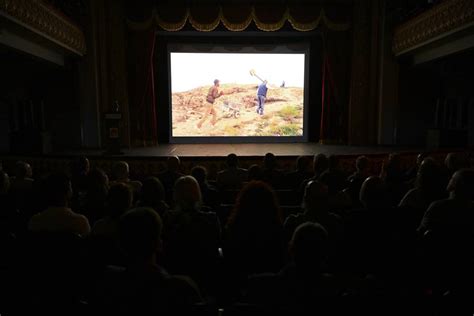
[303,180,329,211]
[113,161,129,180]
[167,156,181,172]
[359,176,386,209]
[290,222,328,270]
[445,153,469,174]
[447,169,474,200]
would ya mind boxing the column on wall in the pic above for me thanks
[348,0,381,145]
[80,0,130,148]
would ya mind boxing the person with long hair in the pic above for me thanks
[224,181,286,280]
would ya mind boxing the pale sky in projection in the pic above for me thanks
[170,53,305,93]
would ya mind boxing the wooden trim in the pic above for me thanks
[393,0,474,56]
[0,0,87,55]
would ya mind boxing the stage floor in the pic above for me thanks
[49,143,428,158]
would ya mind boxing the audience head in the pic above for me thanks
[263,153,277,170]
[119,207,162,262]
[447,169,474,200]
[45,173,72,207]
[15,161,32,179]
[303,180,329,213]
[416,158,445,195]
[112,161,130,181]
[313,154,329,176]
[226,153,239,168]
[290,222,328,271]
[384,153,402,182]
[167,156,181,172]
[356,155,369,175]
[71,156,90,176]
[191,165,207,185]
[88,167,109,191]
[0,171,10,194]
[359,176,387,209]
[228,181,282,227]
[248,164,263,181]
[173,176,202,211]
[445,152,470,175]
[141,177,165,204]
[295,156,310,172]
[108,183,133,218]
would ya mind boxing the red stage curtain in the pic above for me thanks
[320,53,339,143]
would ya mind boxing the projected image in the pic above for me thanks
[170,53,305,137]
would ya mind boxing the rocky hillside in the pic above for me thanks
[172,84,304,137]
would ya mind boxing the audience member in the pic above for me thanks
[158,156,184,205]
[247,164,263,181]
[136,177,169,217]
[28,173,90,235]
[162,176,221,291]
[111,161,142,196]
[262,152,284,188]
[404,153,427,185]
[246,222,339,307]
[9,161,34,214]
[9,160,33,191]
[399,158,447,225]
[284,180,341,244]
[342,176,392,274]
[445,152,470,178]
[70,156,90,193]
[225,181,286,279]
[418,168,474,234]
[82,168,109,225]
[94,207,202,313]
[381,153,409,206]
[216,153,248,190]
[344,155,370,207]
[92,183,133,239]
[285,156,313,190]
[191,165,220,210]
[319,155,347,195]
[312,154,329,180]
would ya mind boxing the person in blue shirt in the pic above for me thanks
[256,80,268,115]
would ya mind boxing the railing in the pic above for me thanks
[0,0,86,55]
[393,0,474,56]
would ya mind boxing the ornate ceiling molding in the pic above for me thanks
[0,0,86,55]
[127,4,350,32]
[393,0,474,56]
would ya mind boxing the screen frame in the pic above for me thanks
[167,43,310,144]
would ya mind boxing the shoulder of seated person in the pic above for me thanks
[165,274,202,298]
[428,198,450,209]
[284,213,301,224]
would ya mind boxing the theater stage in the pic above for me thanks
[51,142,428,158]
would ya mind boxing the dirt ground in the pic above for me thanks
[172,84,304,137]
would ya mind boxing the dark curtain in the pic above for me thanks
[127,28,158,146]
